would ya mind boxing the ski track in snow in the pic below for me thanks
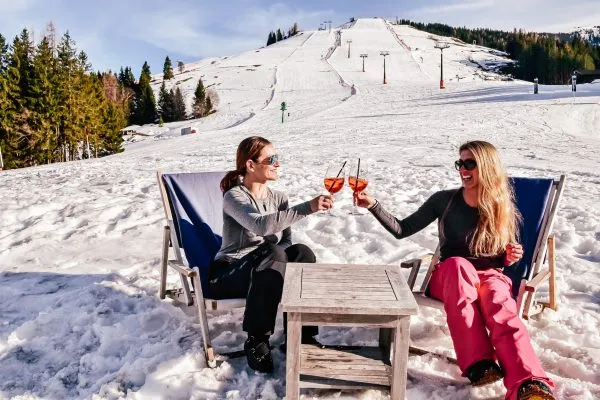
[1,18,600,400]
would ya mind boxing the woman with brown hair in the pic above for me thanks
[210,136,332,373]
[354,141,555,400]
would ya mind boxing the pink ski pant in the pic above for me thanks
[428,257,554,400]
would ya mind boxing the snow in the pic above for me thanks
[1,17,600,399]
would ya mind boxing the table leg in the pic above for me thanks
[390,316,410,400]
[286,312,301,400]
[379,327,392,362]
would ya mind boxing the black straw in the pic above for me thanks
[328,160,347,192]
[355,158,361,192]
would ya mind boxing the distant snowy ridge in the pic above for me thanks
[574,26,600,46]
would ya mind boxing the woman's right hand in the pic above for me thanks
[354,191,376,209]
[310,194,334,212]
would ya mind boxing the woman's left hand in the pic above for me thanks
[504,243,524,266]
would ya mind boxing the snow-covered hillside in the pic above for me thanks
[1,18,600,400]
[135,18,517,143]
[574,26,600,46]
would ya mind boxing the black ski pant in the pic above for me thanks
[208,242,318,339]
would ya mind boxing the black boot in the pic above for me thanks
[517,379,555,400]
[244,335,273,373]
[466,359,503,386]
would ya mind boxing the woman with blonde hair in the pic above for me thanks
[355,141,555,400]
[210,136,332,373]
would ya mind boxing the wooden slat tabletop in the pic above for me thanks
[282,263,418,315]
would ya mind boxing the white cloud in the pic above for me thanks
[404,0,599,33]
[529,12,600,33]
[410,0,496,15]
[127,3,333,58]
[0,0,37,13]
[227,3,332,34]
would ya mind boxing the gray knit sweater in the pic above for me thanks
[214,185,314,260]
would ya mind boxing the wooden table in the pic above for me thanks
[281,263,418,400]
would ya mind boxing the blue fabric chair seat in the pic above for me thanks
[505,177,553,297]
[162,172,226,298]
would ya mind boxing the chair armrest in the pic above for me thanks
[401,254,433,290]
[400,254,433,269]
[525,269,550,293]
[168,260,198,277]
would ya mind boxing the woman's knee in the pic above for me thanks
[285,243,316,263]
[261,242,288,263]
[479,276,515,314]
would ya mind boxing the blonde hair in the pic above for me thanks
[459,141,520,256]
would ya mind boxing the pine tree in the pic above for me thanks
[157,81,174,122]
[0,33,16,168]
[192,77,206,118]
[267,31,275,46]
[29,36,58,164]
[97,72,125,156]
[55,32,79,161]
[118,66,135,89]
[177,60,184,74]
[117,66,136,124]
[5,30,35,166]
[10,29,34,108]
[172,86,187,121]
[133,61,157,124]
[291,22,299,36]
[0,27,128,169]
[163,56,174,80]
[276,29,283,42]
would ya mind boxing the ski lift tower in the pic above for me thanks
[280,101,287,123]
[360,54,368,72]
[380,51,390,84]
[324,20,332,33]
[434,41,450,89]
[347,40,352,58]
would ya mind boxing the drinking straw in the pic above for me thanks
[328,160,347,192]
[355,158,361,192]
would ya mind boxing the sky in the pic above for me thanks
[1,0,598,77]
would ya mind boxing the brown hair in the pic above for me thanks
[220,136,272,193]
[459,141,521,256]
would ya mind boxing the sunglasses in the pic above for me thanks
[454,158,477,171]
[255,154,280,166]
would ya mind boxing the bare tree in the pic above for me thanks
[45,21,57,54]
[206,88,219,113]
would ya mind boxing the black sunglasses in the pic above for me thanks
[255,154,280,166]
[454,158,477,171]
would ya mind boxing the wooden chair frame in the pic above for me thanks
[156,170,246,367]
[401,175,566,358]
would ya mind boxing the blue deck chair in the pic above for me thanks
[401,175,566,361]
[157,170,246,367]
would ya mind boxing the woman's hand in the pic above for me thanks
[504,243,524,266]
[353,191,376,209]
[310,194,334,212]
